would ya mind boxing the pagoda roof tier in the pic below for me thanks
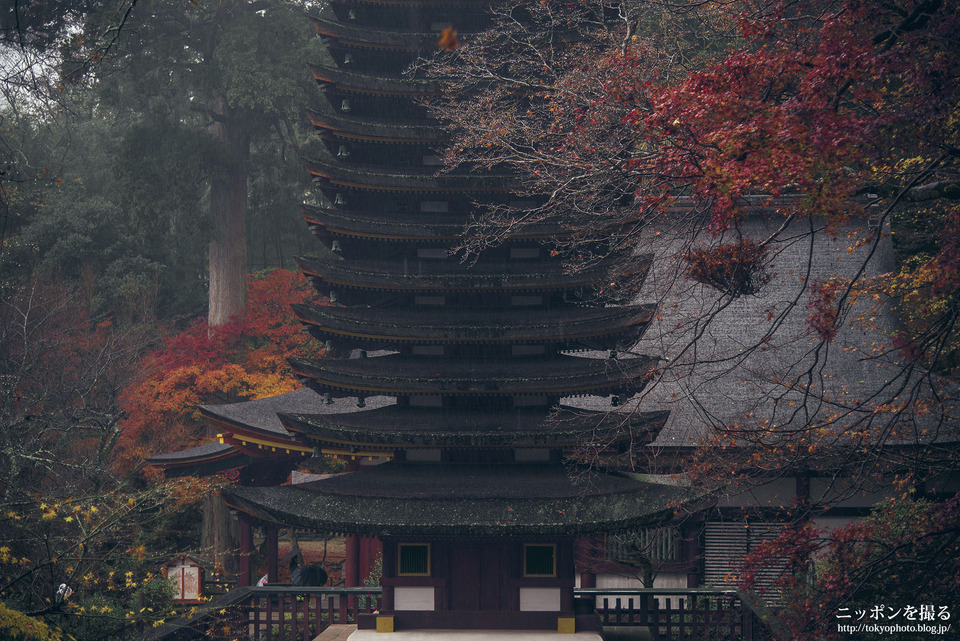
[292,303,654,346]
[304,157,512,193]
[310,63,438,95]
[289,353,655,397]
[307,110,445,143]
[297,254,648,293]
[222,462,694,536]
[301,205,574,241]
[281,405,668,449]
[312,16,441,49]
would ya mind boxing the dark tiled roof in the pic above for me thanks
[303,157,512,192]
[290,353,655,397]
[222,462,696,536]
[581,214,960,448]
[146,441,236,463]
[301,205,576,241]
[310,63,438,94]
[292,302,653,345]
[281,405,668,447]
[307,111,445,143]
[311,16,440,49]
[198,388,324,436]
[297,253,648,292]
[302,204,465,240]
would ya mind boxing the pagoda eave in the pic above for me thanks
[292,303,654,345]
[280,406,667,448]
[145,442,256,478]
[308,110,446,143]
[304,158,513,192]
[297,255,648,293]
[312,16,441,49]
[302,206,575,242]
[222,463,694,536]
[311,63,438,95]
[289,354,654,397]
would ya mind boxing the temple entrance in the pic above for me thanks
[448,543,502,611]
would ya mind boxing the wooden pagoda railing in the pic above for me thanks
[141,586,781,641]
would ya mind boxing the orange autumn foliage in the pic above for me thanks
[115,269,323,473]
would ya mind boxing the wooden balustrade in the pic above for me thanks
[143,586,780,641]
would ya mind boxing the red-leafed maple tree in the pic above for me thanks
[115,268,322,473]
[426,0,960,627]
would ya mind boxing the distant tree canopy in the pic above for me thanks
[76,0,318,325]
[1,0,319,325]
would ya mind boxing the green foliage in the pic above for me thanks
[0,602,62,641]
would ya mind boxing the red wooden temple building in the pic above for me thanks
[148,0,699,636]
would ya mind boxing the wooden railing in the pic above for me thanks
[578,588,784,641]
[141,586,381,641]
[142,586,781,641]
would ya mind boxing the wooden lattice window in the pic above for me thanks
[523,544,556,577]
[398,543,431,576]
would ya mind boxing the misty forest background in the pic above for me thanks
[1,1,959,640]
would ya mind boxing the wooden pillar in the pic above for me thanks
[239,519,253,587]
[267,525,279,583]
[344,458,361,588]
[345,535,360,586]
[580,571,596,588]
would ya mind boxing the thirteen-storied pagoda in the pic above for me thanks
[154,0,693,636]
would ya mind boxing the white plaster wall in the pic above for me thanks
[518,587,561,611]
[394,586,435,611]
[595,572,686,589]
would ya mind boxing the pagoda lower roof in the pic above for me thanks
[307,110,445,143]
[304,157,512,193]
[310,63,437,95]
[222,461,694,536]
[280,405,668,448]
[292,302,654,345]
[302,205,570,241]
[297,254,647,292]
[289,353,654,397]
[312,16,441,49]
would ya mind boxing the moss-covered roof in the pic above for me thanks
[304,157,512,193]
[297,254,649,293]
[293,302,653,346]
[222,462,696,536]
[289,353,655,397]
[281,405,668,448]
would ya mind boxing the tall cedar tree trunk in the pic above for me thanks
[207,101,250,327]
[204,101,249,580]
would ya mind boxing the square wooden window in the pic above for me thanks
[523,544,556,577]
[398,543,431,576]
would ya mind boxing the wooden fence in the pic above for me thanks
[143,586,780,641]
[579,588,782,641]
